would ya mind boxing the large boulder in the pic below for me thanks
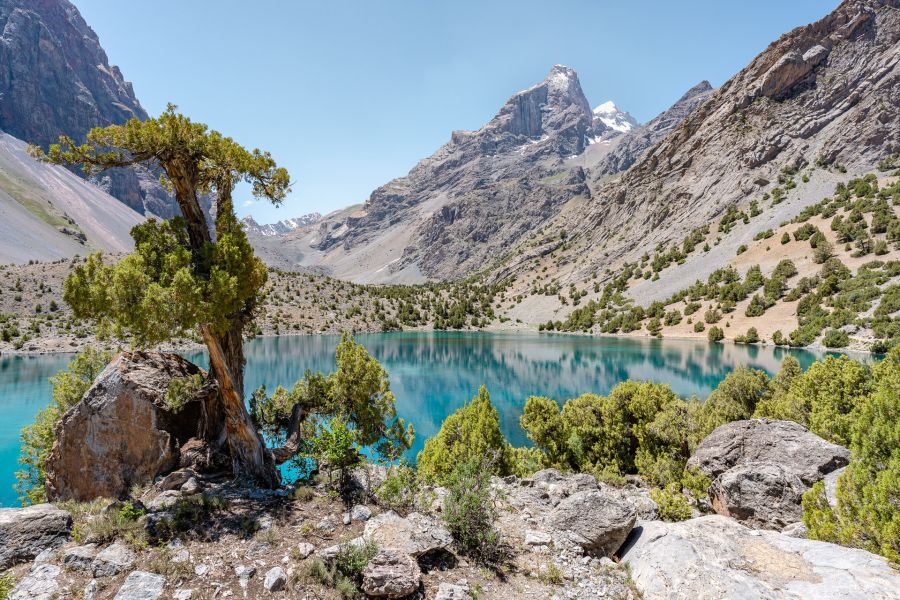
[0,504,72,569]
[547,489,636,556]
[363,511,452,558]
[687,419,849,485]
[45,351,215,502]
[709,463,807,529]
[621,515,900,600]
[687,419,849,529]
[361,548,421,598]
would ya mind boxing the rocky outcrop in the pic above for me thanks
[8,562,62,600]
[0,504,72,569]
[621,515,900,599]
[45,351,215,502]
[361,549,421,598]
[547,489,637,556]
[688,419,850,485]
[687,419,849,529]
[591,80,715,176]
[0,0,178,216]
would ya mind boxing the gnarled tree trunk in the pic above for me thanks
[168,161,280,488]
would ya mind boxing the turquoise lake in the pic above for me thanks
[0,331,843,507]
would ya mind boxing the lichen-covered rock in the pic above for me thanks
[46,351,214,502]
[63,544,98,572]
[263,566,287,592]
[91,542,135,577]
[0,504,72,569]
[621,515,900,600]
[361,549,421,598]
[547,489,636,556]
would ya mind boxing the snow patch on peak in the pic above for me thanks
[592,100,638,133]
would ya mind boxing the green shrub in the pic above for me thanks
[375,463,419,511]
[650,484,693,521]
[802,348,899,563]
[442,458,505,565]
[0,574,15,600]
[822,328,850,348]
[707,326,724,342]
[754,355,870,446]
[417,386,511,483]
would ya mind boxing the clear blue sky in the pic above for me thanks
[74,0,838,223]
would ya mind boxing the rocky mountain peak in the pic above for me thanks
[464,64,593,156]
[241,213,323,237]
[0,0,180,217]
[592,101,639,134]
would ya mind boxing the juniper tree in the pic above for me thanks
[30,106,290,487]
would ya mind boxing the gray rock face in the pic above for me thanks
[0,0,179,217]
[591,80,715,176]
[8,562,61,600]
[113,571,166,600]
[0,504,72,568]
[621,515,900,600]
[363,510,452,557]
[688,419,849,529]
[361,548,421,598]
[295,541,315,559]
[709,462,808,529]
[92,542,135,577]
[547,489,636,556]
[688,419,850,485]
[46,351,214,502]
[63,543,98,571]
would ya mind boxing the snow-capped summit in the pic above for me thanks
[592,101,639,134]
[241,213,322,237]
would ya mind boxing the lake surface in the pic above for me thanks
[0,332,842,507]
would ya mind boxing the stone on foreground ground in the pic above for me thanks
[0,504,72,569]
[548,489,636,556]
[621,515,900,600]
[688,419,849,529]
[361,548,421,598]
[113,571,166,600]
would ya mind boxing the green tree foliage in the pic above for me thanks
[250,334,414,470]
[521,382,702,487]
[803,347,899,563]
[30,105,291,486]
[701,367,770,434]
[16,348,111,504]
[754,355,871,446]
[417,386,511,483]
